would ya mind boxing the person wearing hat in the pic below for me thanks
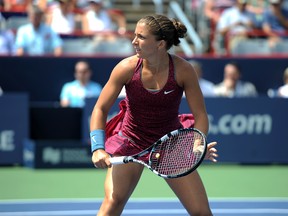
[262,0,288,48]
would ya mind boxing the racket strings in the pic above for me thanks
[150,130,205,176]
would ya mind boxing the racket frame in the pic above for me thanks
[109,128,207,178]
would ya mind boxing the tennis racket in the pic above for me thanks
[109,128,207,178]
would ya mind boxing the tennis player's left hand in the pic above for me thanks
[205,142,218,162]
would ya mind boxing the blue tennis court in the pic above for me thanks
[1,198,287,216]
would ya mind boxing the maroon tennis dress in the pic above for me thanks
[105,54,194,160]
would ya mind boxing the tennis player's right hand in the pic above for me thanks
[92,149,112,169]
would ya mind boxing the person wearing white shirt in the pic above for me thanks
[46,0,76,34]
[214,61,258,97]
[215,0,254,54]
[82,0,127,35]
[80,0,134,55]
[278,67,288,98]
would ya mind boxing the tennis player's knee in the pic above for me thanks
[103,194,127,208]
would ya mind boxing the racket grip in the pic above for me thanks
[110,156,126,165]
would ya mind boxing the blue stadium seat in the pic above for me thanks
[231,39,271,55]
[271,39,288,54]
[62,37,134,56]
[62,38,96,54]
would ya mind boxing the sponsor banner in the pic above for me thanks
[23,140,93,168]
[83,97,288,164]
[0,93,29,164]
[182,98,288,164]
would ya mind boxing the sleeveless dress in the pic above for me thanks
[105,54,194,160]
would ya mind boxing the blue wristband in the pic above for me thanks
[90,129,105,153]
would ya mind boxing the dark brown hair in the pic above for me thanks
[138,14,187,50]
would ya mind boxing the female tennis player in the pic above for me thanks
[90,14,218,215]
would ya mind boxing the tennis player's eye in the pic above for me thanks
[134,34,145,40]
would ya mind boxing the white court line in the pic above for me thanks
[0,210,95,216]
[1,197,288,204]
[1,198,288,216]
[213,209,288,214]
[1,208,288,216]
[0,209,185,216]
[210,197,288,202]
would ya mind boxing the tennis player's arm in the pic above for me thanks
[90,58,134,167]
[177,59,218,162]
[90,58,134,130]
[178,60,209,135]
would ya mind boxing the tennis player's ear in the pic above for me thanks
[157,40,165,49]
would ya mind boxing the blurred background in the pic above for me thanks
[0,0,288,214]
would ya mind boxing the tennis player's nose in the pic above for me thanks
[132,37,138,45]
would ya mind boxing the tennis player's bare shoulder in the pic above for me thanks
[111,55,139,84]
[116,55,139,73]
[171,54,196,86]
[171,54,191,71]
[171,54,193,76]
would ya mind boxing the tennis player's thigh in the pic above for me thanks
[165,171,210,212]
[104,163,144,200]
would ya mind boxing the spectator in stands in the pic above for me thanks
[60,60,102,108]
[277,67,288,97]
[15,5,63,56]
[81,0,133,54]
[188,60,216,97]
[262,0,288,48]
[247,0,269,29]
[46,0,76,34]
[215,0,255,54]
[81,0,126,35]
[204,0,236,25]
[0,13,15,55]
[203,0,236,52]
[214,61,258,97]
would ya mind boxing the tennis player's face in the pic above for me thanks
[132,22,160,58]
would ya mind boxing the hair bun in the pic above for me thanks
[172,19,187,39]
